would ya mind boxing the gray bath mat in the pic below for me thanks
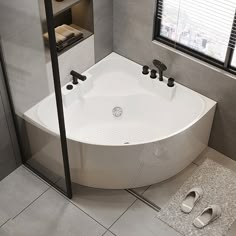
[156,159,236,236]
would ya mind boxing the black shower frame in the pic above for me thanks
[154,0,236,75]
[41,0,73,198]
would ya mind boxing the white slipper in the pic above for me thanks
[181,187,203,213]
[193,205,221,229]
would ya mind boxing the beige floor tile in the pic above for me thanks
[143,163,197,208]
[0,166,49,226]
[103,231,116,236]
[110,200,181,236]
[194,147,236,172]
[0,188,106,236]
[70,184,136,228]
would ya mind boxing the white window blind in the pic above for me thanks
[157,0,236,63]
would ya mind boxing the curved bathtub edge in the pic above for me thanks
[67,104,216,189]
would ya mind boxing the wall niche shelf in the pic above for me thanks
[40,0,94,63]
[44,25,93,62]
[39,0,82,21]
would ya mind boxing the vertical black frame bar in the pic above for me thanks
[225,10,236,68]
[44,0,72,199]
[154,0,163,39]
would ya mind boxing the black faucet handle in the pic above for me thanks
[142,65,149,75]
[150,69,157,79]
[167,77,175,87]
[153,59,167,71]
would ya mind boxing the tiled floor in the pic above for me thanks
[0,147,236,236]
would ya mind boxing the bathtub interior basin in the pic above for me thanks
[28,53,212,146]
[24,53,217,189]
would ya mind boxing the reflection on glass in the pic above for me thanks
[0,0,71,195]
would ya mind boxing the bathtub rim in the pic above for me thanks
[24,90,216,147]
[24,52,217,147]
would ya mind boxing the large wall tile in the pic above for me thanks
[0,61,21,168]
[0,68,18,180]
[0,0,50,116]
[94,0,113,62]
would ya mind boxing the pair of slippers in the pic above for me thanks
[181,187,221,228]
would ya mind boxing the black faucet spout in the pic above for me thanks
[70,70,87,84]
[153,59,167,81]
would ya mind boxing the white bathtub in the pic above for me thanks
[25,53,216,189]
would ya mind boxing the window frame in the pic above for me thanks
[154,0,236,75]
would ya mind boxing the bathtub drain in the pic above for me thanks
[112,106,123,117]
[124,142,130,144]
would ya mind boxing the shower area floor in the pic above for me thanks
[0,147,235,236]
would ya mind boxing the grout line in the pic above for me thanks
[157,217,185,236]
[11,188,51,220]
[102,230,116,236]
[49,185,145,232]
[101,231,107,236]
[108,199,138,232]
[0,218,11,228]
[51,185,141,232]
[21,165,191,236]
[126,189,161,212]
[49,185,108,231]
[68,199,108,231]
[1,182,107,234]
[141,185,152,194]
[22,165,52,187]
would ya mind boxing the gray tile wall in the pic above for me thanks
[93,0,113,62]
[0,63,21,167]
[113,0,236,160]
[0,99,17,180]
[0,0,50,116]
[0,68,18,180]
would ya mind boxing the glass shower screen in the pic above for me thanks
[0,0,72,197]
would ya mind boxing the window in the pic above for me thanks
[154,0,236,74]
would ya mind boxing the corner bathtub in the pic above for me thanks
[25,53,216,189]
